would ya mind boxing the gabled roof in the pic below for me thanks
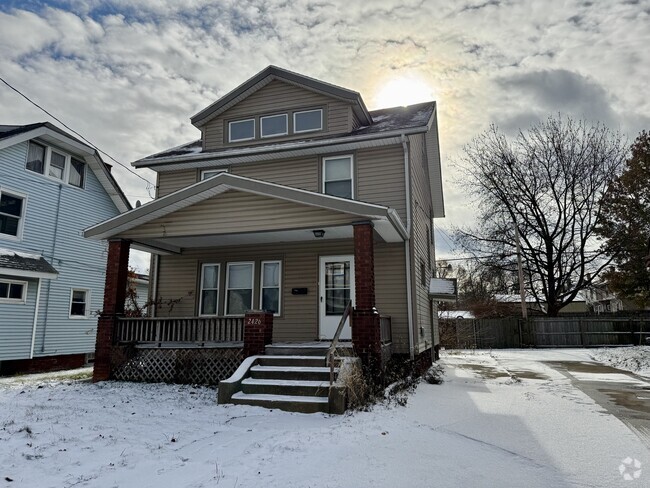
[84,173,407,243]
[135,102,436,168]
[190,65,372,128]
[0,247,58,279]
[0,122,131,212]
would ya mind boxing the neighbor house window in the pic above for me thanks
[260,114,288,138]
[0,190,25,239]
[0,279,27,303]
[294,109,323,133]
[26,141,86,188]
[226,262,254,315]
[199,264,220,315]
[69,288,90,317]
[228,119,255,142]
[200,168,229,180]
[323,155,353,199]
[260,260,281,315]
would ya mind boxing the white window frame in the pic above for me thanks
[293,109,323,133]
[0,278,28,304]
[322,154,354,199]
[198,263,220,316]
[200,168,229,180]
[228,118,256,142]
[225,261,254,316]
[26,141,86,189]
[0,188,27,241]
[260,113,288,138]
[259,260,282,316]
[69,288,91,319]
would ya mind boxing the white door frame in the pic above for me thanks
[319,255,355,340]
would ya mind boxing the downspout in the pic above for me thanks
[29,278,42,358]
[41,184,63,353]
[401,134,415,360]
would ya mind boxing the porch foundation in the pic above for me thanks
[94,239,130,382]
[243,311,274,357]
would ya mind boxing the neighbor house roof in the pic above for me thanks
[0,122,131,213]
[438,310,475,320]
[0,247,58,279]
[190,65,372,127]
[134,102,436,169]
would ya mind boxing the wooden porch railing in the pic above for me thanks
[114,316,244,344]
[380,315,392,344]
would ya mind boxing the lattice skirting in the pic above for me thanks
[111,346,243,385]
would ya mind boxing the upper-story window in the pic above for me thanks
[260,114,288,138]
[323,155,354,199]
[0,189,25,239]
[294,109,323,133]
[228,119,255,142]
[26,141,86,188]
[200,168,229,180]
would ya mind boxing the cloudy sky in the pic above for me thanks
[1,0,648,271]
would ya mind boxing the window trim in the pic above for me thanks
[259,260,282,316]
[69,288,91,319]
[322,154,355,199]
[200,168,229,180]
[293,109,323,134]
[260,113,288,138]
[228,118,256,143]
[0,279,28,304]
[198,263,221,316]
[225,261,254,316]
[25,141,86,189]
[0,188,27,241]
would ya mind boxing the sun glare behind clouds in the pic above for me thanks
[373,75,434,109]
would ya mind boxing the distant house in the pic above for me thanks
[127,272,149,312]
[0,123,130,374]
[494,293,589,315]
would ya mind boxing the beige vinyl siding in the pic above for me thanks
[203,80,353,150]
[121,190,361,239]
[409,133,436,354]
[427,112,445,218]
[233,156,319,191]
[158,169,197,197]
[356,145,407,222]
[154,240,409,349]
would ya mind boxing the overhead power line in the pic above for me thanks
[0,75,155,197]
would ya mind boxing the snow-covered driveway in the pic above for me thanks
[1,349,648,488]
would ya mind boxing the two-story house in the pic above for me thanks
[0,123,130,374]
[84,66,445,411]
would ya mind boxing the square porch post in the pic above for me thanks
[351,221,382,377]
[93,239,130,382]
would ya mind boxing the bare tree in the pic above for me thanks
[455,116,627,316]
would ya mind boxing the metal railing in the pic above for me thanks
[114,316,244,345]
[380,315,392,344]
[326,300,353,386]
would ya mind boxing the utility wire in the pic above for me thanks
[0,75,155,197]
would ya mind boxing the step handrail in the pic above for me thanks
[326,300,353,386]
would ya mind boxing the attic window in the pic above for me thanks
[261,114,288,138]
[25,141,86,189]
[294,109,323,133]
[229,119,255,142]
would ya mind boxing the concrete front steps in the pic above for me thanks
[218,343,353,414]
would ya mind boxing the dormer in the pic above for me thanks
[190,66,373,150]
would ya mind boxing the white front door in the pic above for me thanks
[319,255,355,340]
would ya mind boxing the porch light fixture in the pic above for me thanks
[312,229,325,238]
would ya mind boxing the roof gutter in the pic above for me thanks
[401,133,415,360]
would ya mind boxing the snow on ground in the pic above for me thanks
[590,346,650,377]
[0,351,648,488]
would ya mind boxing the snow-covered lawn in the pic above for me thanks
[1,350,648,488]
[590,346,650,377]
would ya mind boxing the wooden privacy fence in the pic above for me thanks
[440,316,650,349]
[114,316,244,345]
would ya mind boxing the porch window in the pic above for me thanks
[228,119,255,142]
[260,114,288,138]
[69,288,90,318]
[260,260,281,315]
[0,279,27,303]
[226,262,254,315]
[323,155,353,199]
[199,264,220,315]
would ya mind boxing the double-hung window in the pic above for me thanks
[260,114,288,138]
[323,155,353,199]
[0,190,25,239]
[199,264,220,315]
[226,262,254,315]
[260,261,281,315]
[26,141,86,188]
[0,279,27,303]
[228,119,255,142]
[69,288,90,318]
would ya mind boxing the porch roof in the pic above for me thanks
[84,173,407,251]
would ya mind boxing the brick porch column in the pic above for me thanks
[351,222,382,375]
[243,310,274,357]
[93,239,130,382]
